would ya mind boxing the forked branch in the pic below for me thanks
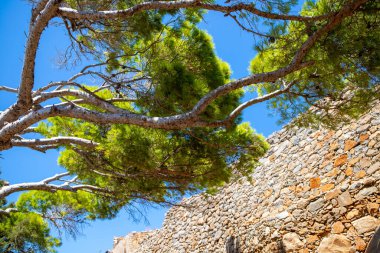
[0,172,106,199]
[58,0,336,22]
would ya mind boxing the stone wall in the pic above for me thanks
[113,102,380,253]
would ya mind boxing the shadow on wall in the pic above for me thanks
[277,240,286,253]
[366,226,380,253]
[225,236,240,253]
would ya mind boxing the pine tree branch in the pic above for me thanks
[218,80,297,126]
[0,173,107,199]
[18,0,61,108]
[0,86,18,93]
[0,208,18,216]
[0,0,62,129]
[58,0,336,22]
[11,137,99,149]
[33,89,126,113]
[42,172,70,183]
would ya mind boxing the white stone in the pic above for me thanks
[352,216,380,234]
[276,211,289,219]
[282,233,303,252]
[308,198,325,213]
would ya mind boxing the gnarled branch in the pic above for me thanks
[0,86,18,93]
[11,137,98,149]
[58,0,336,22]
[0,172,106,199]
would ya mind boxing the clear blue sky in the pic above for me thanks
[0,1,285,252]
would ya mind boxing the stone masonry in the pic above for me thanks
[112,101,380,252]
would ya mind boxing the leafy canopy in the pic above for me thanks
[250,0,379,127]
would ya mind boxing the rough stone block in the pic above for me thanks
[334,155,348,167]
[310,177,321,189]
[308,198,325,213]
[282,233,304,252]
[317,234,353,253]
[337,191,353,207]
[352,216,380,234]
[344,140,358,151]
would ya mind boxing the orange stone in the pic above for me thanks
[325,188,341,200]
[306,235,319,244]
[345,167,353,176]
[324,131,335,141]
[326,168,339,177]
[348,157,360,166]
[367,203,379,214]
[355,237,366,251]
[321,184,335,192]
[355,170,366,179]
[346,209,359,219]
[359,133,369,142]
[310,177,321,189]
[332,221,345,233]
[334,154,348,167]
[325,153,334,161]
[264,189,273,197]
[284,198,292,207]
[344,140,358,151]
[299,249,309,253]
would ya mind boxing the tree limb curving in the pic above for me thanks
[58,0,336,22]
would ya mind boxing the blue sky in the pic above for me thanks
[0,1,284,252]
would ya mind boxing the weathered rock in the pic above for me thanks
[306,235,319,244]
[334,155,348,167]
[345,167,353,176]
[352,216,380,234]
[360,158,372,168]
[321,184,335,192]
[368,162,380,175]
[317,234,352,253]
[337,191,353,207]
[367,203,379,214]
[310,177,321,189]
[325,189,341,200]
[276,211,289,220]
[355,237,366,251]
[331,221,345,234]
[355,170,366,179]
[355,187,377,200]
[359,134,369,142]
[357,124,370,133]
[344,140,358,151]
[346,209,359,220]
[214,230,223,240]
[282,233,304,252]
[308,198,325,213]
